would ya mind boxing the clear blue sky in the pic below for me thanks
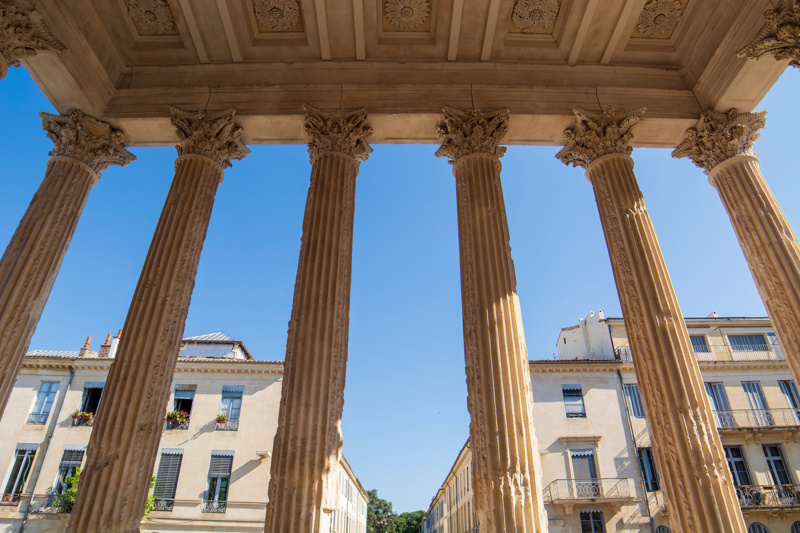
[1,67,799,513]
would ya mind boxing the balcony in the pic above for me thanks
[713,409,800,431]
[0,493,21,506]
[71,416,93,427]
[202,500,227,513]
[27,412,48,424]
[165,419,190,430]
[738,485,800,510]
[543,478,635,512]
[151,498,174,511]
[215,419,239,431]
[616,343,784,363]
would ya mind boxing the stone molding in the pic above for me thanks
[384,0,430,30]
[254,0,301,32]
[303,104,373,162]
[556,106,646,169]
[672,108,766,174]
[125,0,176,35]
[40,109,136,176]
[511,0,560,33]
[0,3,64,77]
[737,0,800,68]
[636,0,683,37]
[170,107,250,169]
[435,106,509,164]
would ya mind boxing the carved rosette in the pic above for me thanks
[435,106,509,164]
[672,108,767,174]
[636,0,683,37]
[170,107,250,169]
[556,106,646,169]
[737,0,800,68]
[125,0,176,35]
[254,0,301,32]
[0,3,64,77]
[511,0,560,34]
[40,109,136,176]
[303,105,373,162]
[384,0,430,31]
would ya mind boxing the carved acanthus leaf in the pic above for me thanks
[636,0,683,37]
[125,0,176,35]
[40,109,136,175]
[672,109,767,174]
[435,107,509,164]
[384,0,430,30]
[556,106,646,169]
[303,105,373,162]
[511,0,560,33]
[736,0,800,68]
[254,0,301,32]
[0,3,64,73]
[171,107,250,169]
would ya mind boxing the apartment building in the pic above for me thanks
[423,311,800,533]
[0,332,367,533]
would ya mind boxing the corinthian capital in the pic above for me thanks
[40,109,136,175]
[672,109,766,174]
[1,3,65,77]
[171,107,250,169]
[556,106,646,169]
[303,105,373,162]
[736,0,800,68]
[435,106,509,164]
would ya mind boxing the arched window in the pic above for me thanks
[655,527,672,533]
[748,524,771,533]
[791,522,800,533]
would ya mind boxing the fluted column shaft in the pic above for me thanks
[67,155,222,532]
[0,158,96,415]
[453,152,547,532]
[710,155,800,383]
[588,154,745,533]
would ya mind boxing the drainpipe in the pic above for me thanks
[616,369,655,533]
[19,366,75,533]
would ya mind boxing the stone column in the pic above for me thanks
[736,0,799,68]
[265,105,371,533]
[674,108,800,397]
[0,109,134,418]
[67,107,249,533]
[557,107,746,533]
[0,3,65,80]
[435,107,547,533]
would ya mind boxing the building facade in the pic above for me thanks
[424,311,800,533]
[0,333,367,533]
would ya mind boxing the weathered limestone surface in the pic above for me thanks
[67,107,248,533]
[0,2,64,79]
[674,108,800,413]
[0,109,133,419]
[265,105,371,533]
[558,106,746,533]
[737,0,800,68]
[436,106,547,533]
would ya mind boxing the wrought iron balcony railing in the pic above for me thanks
[27,412,49,424]
[713,409,800,430]
[151,498,174,511]
[737,485,800,509]
[543,478,633,503]
[215,419,239,431]
[202,500,227,513]
[616,343,785,363]
[0,493,21,505]
[71,416,93,427]
[165,419,190,430]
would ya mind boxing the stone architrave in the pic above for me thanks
[67,107,249,533]
[0,109,134,419]
[674,108,800,398]
[736,0,800,68]
[557,106,746,533]
[436,106,547,533]
[264,105,371,533]
[0,3,65,79]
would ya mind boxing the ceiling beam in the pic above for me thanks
[601,0,646,64]
[177,0,209,63]
[216,0,243,62]
[448,0,464,61]
[568,0,598,66]
[353,0,366,60]
[480,0,502,61]
[314,0,332,60]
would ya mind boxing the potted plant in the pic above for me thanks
[72,410,92,420]
[166,410,189,422]
[216,413,228,423]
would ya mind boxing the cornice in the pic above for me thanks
[529,360,621,373]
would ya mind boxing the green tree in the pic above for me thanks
[366,489,397,533]
[395,510,425,533]
[55,467,81,513]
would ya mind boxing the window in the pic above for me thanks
[80,382,104,415]
[173,385,195,415]
[763,445,792,485]
[571,450,598,497]
[218,386,242,430]
[153,450,183,511]
[690,335,710,353]
[2,444,37,504]
[204,451,233,513]
[580,511,605,533]
[724,447,751,487]
[563,385,586,418]
[791,522,800,533]
[638,448,659,491]
[779,380,800,423]
[705,382,735,428]
[743,381,773,426]
[624,384,645,418]
[28,382,58,424]
[51,446,84,506]
[728,334,768,352]
[768,332,784,359]
[748,524,770,533]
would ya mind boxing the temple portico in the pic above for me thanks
[1,0,799,531]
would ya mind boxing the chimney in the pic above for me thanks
[79,336,92,357]
[99,334,112,358]
[109,330,122,359]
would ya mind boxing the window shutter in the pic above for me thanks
[208,452,234,477]
[58,448,85,468]
[154,450,183,500]
[174,390,195,400]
